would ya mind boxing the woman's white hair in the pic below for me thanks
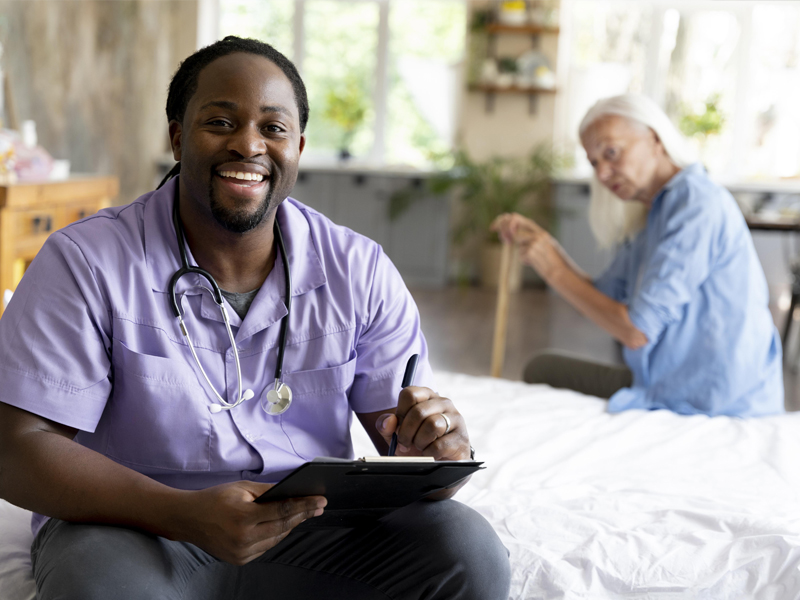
[579,94,696,249]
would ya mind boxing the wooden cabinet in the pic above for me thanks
[0,176,119,316]
[292,169,450,288]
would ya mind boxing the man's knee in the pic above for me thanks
[32,520,187,600]
[386,500,511,600]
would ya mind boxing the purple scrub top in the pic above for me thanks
[0,177,433,536]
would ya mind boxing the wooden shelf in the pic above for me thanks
[486,23,560,35]
[468,84,556,115]
[469,84,557,94]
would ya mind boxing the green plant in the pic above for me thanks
[322,76,368,153]
[470,8,493,32]
[497,57,518,74]
[390,145,570,245]
[679,94,725,140]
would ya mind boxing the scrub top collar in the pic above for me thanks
[143,176,326,333]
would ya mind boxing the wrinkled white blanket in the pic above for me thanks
[3,372,800,599]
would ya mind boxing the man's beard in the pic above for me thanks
[208,183,275,234]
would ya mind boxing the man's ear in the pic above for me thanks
[298,134,306,157]
[168,120,183,161]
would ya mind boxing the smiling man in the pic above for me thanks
[0,37,510,599]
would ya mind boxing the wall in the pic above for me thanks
[1,0,198,205]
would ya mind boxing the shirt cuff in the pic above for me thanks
[0,363,107,432]
[628,301,667,345]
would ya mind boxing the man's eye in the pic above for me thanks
[265,125,285,133]
[208,119,230,127]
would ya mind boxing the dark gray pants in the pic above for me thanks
[31,500,510,600]
[523,351,632,399]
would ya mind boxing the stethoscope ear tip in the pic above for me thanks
[243,389,255,401]
[208,404,224,414]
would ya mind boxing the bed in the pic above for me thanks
[3,371,800,599]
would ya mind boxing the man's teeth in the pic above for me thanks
[218,171,265,182]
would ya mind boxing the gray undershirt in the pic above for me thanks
[220,288,260,320]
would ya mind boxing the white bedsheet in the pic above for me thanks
[3,372,800,599]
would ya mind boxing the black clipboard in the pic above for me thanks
[255,457,484,527]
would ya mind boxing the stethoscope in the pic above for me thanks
[166,178,293,416]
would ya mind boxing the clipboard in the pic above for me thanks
[255,457,484,527]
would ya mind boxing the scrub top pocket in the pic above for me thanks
[279,357,358,460]
[103,337,212,471]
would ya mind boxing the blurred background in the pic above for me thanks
[2,0,800,403]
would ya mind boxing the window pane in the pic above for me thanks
[663,10,740,175]
[303,0,379,159]
[566,1,653,170]
[745,5,800,178]
[570,1,651,93]
[219,0,294,58]
[386,0,467,166]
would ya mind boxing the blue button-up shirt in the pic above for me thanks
[0,177,433,536]
[595,163,783,417]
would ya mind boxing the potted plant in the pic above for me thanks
[390,144,569,289]
[323,76,368,161]
[678,94,725,166]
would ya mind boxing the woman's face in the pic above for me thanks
[580,115,669,203]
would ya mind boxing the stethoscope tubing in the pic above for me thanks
[166,177,292,413]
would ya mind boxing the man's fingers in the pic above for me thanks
[396,395,459,447]
[409,412,457,452]
[395,386,440,420]
[376,412,397,439]
[232,523,298,566]
[420,427,470,460]
[256,495,326,526]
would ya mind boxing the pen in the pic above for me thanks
[388,354,419,457]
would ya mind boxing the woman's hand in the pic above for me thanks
[490,213,567,283]
[490,212,536,245]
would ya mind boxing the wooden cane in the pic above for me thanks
[3,72,19,131]
[490,242,514,378]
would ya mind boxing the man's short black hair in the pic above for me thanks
[166,35,309,133]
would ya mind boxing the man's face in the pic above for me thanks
[169,52,305,234]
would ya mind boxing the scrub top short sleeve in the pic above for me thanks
[0,231,112,432]
[349,247,433,414]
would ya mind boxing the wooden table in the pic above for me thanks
[746,216,800,232]
[0,176,119,316]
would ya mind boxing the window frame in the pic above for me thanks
[202,0,466,166]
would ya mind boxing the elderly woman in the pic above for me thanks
[492,94,783,417]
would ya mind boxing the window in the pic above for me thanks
[217,0,467,167]
[561,0,800,181]
[747,4,800,178]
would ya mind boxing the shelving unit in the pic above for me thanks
[471,16,559,115]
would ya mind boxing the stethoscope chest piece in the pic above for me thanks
[168,190,294,417]
[264,381,293,415]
